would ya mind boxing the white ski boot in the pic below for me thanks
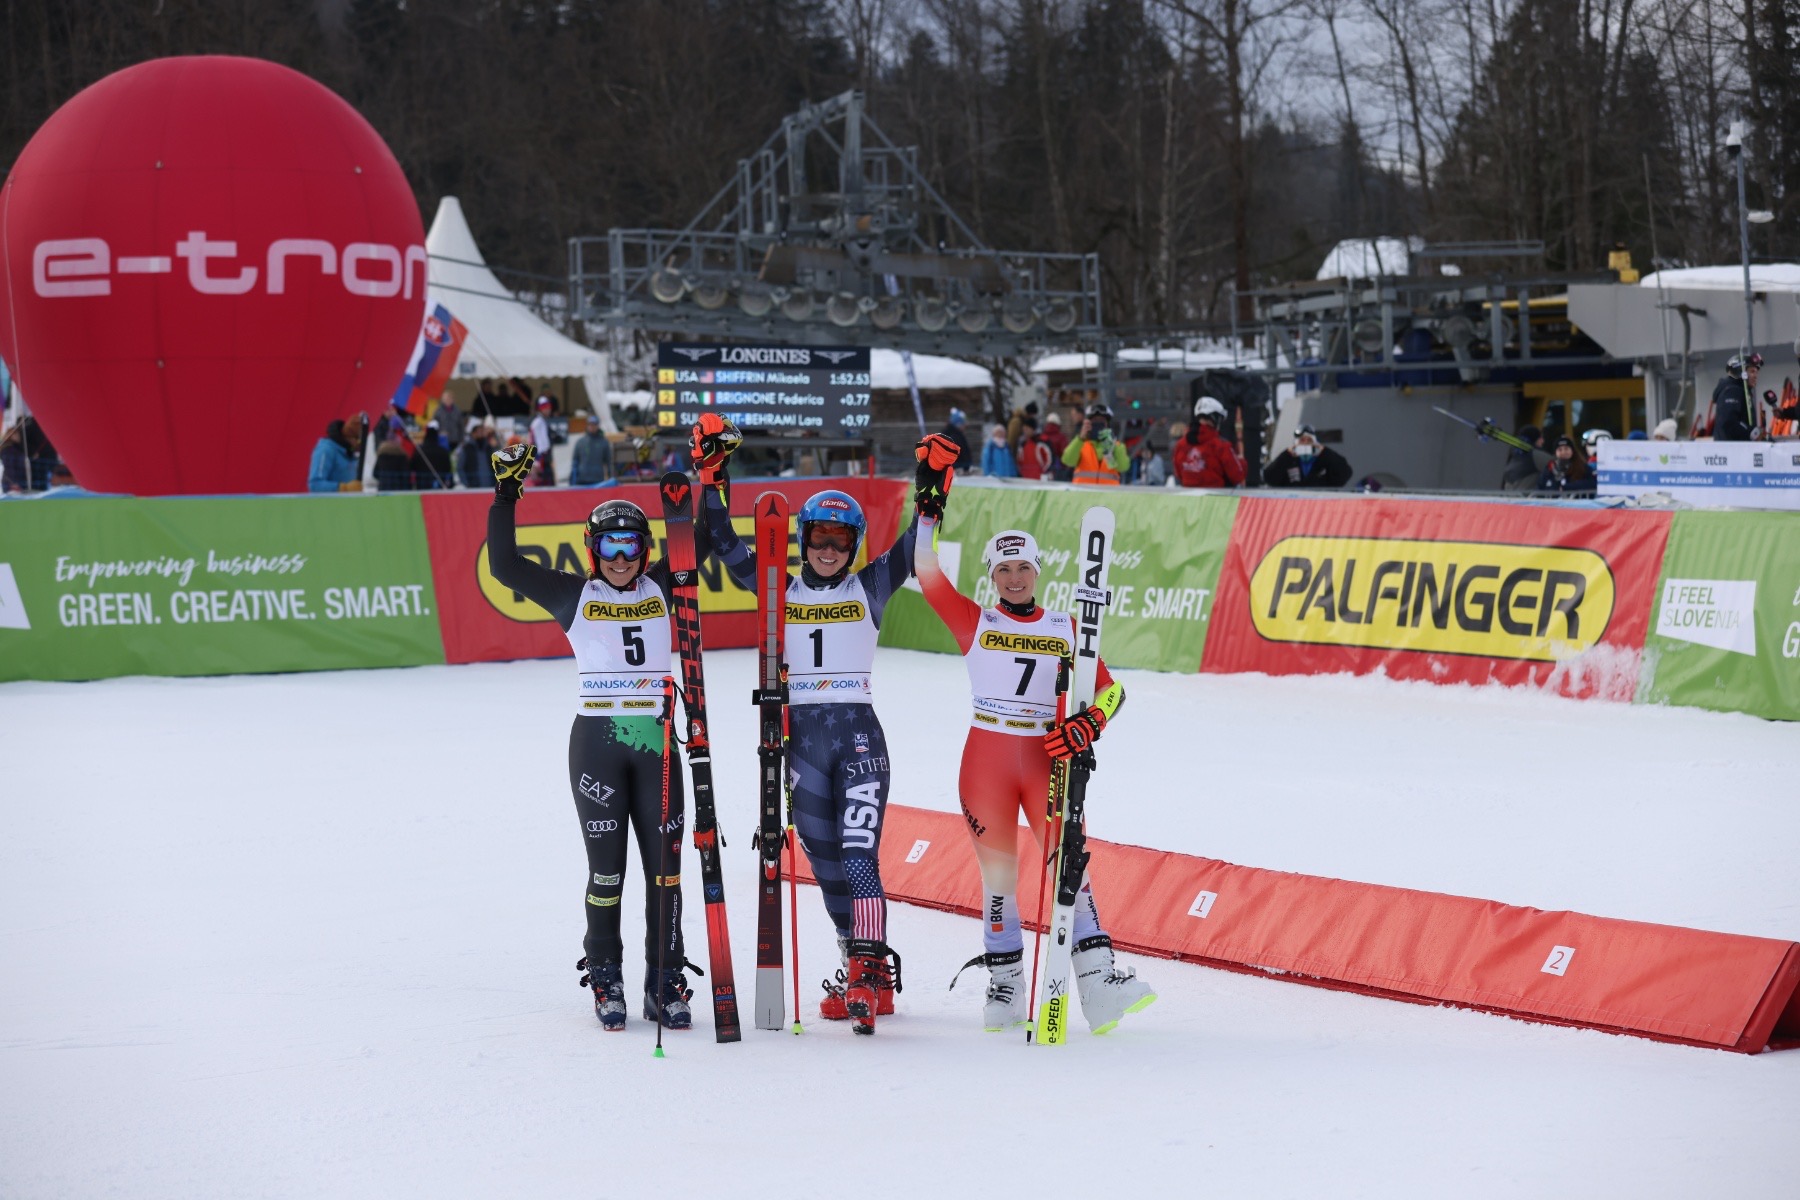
[1072,935,1155,1034]
[982,950,1028,1031]
[949,948,1029,1031]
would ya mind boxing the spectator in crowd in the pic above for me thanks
[1652,418,1679,441]
[1171,397,1246,489]
[1040,411,1070,480]
[1016,416,1053,480]
[1708,353,1760,441]
[457,424,497,489]
[473,379,514,418]
[1582,428,1613,474]
[1061,402,1129,485]
[1006,400,1040,455]
[374,426,417,491]
[1537,435,1594,496]
[938,406,974,467]
[1763,380,1800,438]
[1265,424,1353,489]
[433,395,467,449]
[569,418,615,485]
[417,420,455,487]
[307,417,365,493]
[0,416,61,493]
[981,423,1018,477]
[1129,436,1166,486]
[1503,424,1543,491]
[530,396,558,486]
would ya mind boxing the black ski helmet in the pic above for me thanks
[1085,401,1114,422]
[584,500,652,578]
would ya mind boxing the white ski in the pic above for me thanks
[1032,505,1114,1046]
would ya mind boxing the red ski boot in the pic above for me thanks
[842,940,902,1035]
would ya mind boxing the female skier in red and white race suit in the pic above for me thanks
[911,439,1155,1033]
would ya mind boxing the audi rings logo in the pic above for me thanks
[586,819,619,837]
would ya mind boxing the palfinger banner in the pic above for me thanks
[875,479,1239,672]
[1637,510,1800,720]
[421,478,907,665]
[1205,497,1671,698]
[0,495,442,682]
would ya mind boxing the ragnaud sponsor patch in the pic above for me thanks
[583,597,666,622]
[1248,535,1615,661]
[786,600,866,624]
[977,630,1071,657]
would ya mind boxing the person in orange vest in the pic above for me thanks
[1765,369,1800,439]
[1060,402,1130,485]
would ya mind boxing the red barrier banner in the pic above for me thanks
[421,478,908,664]
[1203,497,1671,697]
[797,805,1800,1052]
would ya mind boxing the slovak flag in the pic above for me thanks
[391,304,469,416]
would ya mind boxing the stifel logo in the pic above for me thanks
[1248,535,1615,662]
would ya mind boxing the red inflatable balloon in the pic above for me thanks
[0,56,425,495]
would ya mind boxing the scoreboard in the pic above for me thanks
[654,343,872,436]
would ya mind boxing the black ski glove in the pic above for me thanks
[492,443,536,502]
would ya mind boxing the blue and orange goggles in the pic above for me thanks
[594,530,647,561]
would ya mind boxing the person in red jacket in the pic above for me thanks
[1170,396,1245,488]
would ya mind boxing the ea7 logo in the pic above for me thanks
[33,235,427,300]
[579,775,615,805]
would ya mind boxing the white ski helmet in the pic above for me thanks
[983,529,1042,577]
[1194,395,1227,423]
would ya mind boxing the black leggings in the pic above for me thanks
[568,715,685,969]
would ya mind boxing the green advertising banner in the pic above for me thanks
[1636,510,1800,720]
[0,496,444,683]
[877,480,1239,672]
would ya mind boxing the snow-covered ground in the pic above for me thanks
[4,651,1798,1198]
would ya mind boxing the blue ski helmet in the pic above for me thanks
[798,490,866,580]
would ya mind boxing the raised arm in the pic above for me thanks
[699,476,756,591]
[856,510,920,627]
[914,514,981,652]
[487,496,586,627]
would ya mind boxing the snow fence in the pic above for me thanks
[793,804,1800,1053]
[2,477,1797,722]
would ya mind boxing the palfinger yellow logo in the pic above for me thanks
[476,518,759,622]
[977,630,1071,657]
[1248,536,1614,661]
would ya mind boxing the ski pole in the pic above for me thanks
[787,824,803,1034]
[654,698,671,1058]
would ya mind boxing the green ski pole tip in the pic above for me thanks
[653,1046,665,1059]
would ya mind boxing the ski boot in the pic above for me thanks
[577,956,626,1031]
[642,963,696,1031]
[842,940,902,1035]
[949,949,1027,1031]
[1072,935,1155,1034]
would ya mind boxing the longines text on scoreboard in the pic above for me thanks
[654,343,872,434]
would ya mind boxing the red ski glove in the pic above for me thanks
[690,414,743,485]
[1044,707,1106,760]
[914,434,960,518]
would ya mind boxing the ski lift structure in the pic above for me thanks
[568,90,1101,361]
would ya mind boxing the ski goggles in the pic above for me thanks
[594,530,647,561]
[804,523,857,553]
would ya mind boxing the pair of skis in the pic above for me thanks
[659,473,798,1040]
[1030,505,1115,1046]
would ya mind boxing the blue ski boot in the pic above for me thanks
[643,965,695,1030]
[577,956,627,1031]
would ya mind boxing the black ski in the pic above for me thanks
[659,470,741,1043]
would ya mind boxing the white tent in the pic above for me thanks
[425,197,615,433]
